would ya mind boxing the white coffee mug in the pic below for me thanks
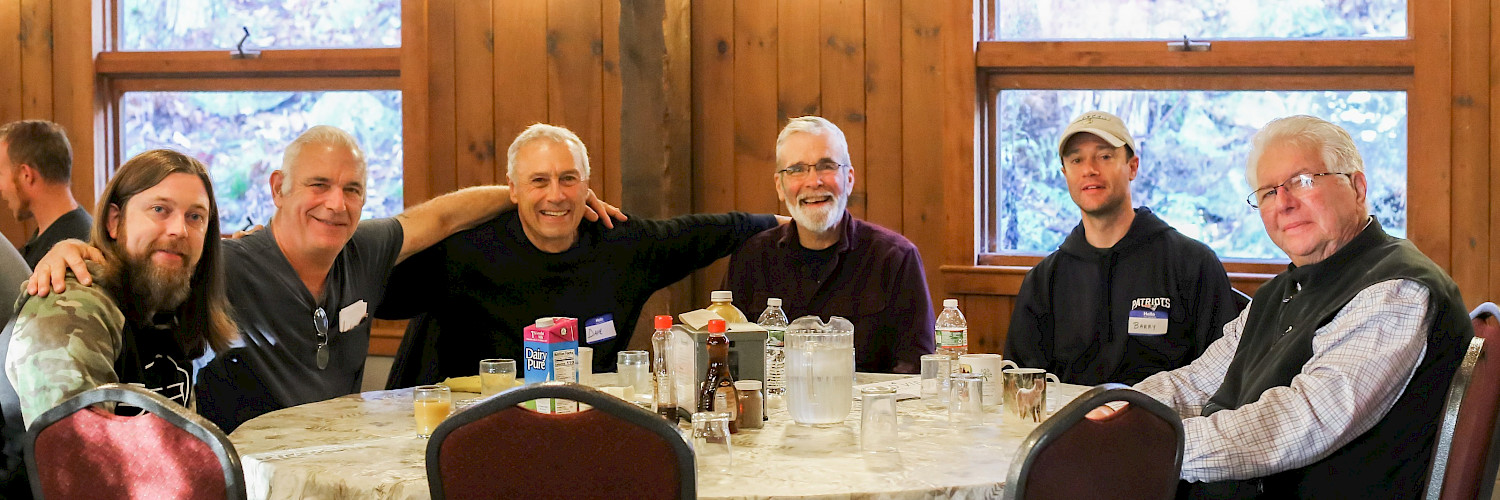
[958,353,1017,407]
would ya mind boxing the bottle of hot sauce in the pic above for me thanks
[697,319,739,433]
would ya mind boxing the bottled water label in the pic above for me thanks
[936,328,968,349]
[765,345,786,394]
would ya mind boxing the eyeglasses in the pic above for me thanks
[777,160,847,179]
[1246,172,1351,209]
[313,307,330,370]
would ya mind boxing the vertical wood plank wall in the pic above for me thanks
[1,0,1498,358]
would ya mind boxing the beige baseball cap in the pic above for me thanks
[1057,111,1138,161]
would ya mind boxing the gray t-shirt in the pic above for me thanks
[194,217,403,431]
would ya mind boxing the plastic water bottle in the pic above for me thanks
[650,315,676,421]
[757,298,789,400]
[935,299,968,361]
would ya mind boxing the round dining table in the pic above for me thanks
[228,373,1089,499]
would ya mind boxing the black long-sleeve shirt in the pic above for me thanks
[377,211,777,386]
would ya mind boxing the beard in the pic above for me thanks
[785,190,847,234]
[124,245,196,312]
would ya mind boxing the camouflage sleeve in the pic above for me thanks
[3,276,126,426]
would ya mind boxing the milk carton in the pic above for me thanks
[522,317,579,413]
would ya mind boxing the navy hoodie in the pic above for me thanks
[1005,207,1240,385]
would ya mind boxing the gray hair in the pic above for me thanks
[1244,115,1364,189]
[280,125,368,195]
[506,123,590,181]
[775,116,851,168]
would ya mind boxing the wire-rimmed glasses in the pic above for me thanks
[1246,172,1351,209]
[777,160,847,179]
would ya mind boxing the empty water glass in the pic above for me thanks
[949,373,984,427]
[691,412,734,472]
[860,386,899,453]
[920,354,951,410]
[617,350,652,401]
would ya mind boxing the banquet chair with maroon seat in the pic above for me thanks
[1424,302,1500,500]
[1004,383,1183,500]
[23,383,245,500]
[425,381,694,500]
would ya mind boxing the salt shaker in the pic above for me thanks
[860,386,899,452]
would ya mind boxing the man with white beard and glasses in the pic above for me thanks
[0,149,238,497]
[722,116,935,373]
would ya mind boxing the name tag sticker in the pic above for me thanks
[584,314,617,344]
[1128,297,1170,336]
[339,300,368,332]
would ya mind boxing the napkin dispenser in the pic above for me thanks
[669,322,768,418]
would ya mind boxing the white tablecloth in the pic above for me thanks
[228,373,1090,499]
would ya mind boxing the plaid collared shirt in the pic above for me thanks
[1134,279,1431,483]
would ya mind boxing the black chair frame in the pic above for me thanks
[23,383,246,500]
[1004,383,1185,500]
[425,381,695,500]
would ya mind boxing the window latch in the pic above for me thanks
[1167,36,1210,52]
[232,27,261,59]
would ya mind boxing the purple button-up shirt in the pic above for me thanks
[722,211,936,373]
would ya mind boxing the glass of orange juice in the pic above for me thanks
[479,359,519,397]
[414,385,452,438]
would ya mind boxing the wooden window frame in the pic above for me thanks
[960,5,1434,296]
[93,0,426,355]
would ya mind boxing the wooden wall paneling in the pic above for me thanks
[493,0,549,181]
[545,0,604,195]
[52,0,102,209]
[939,0,976,272]
[0,0,22,123]
[958,294,1012,355]
[19,0,51,118]
[862,0,902,232]
[452,0,495,188]
[601,0,622,205]
[818,0,865,218]
[732,0,779,215]
[1449,0,1490,308]
[899,0,951,313]
[0,0,25,247]
[691,0,735,216]
[1409,0,1453,270]
[776,0,820,127]
[689,0,736,304]
[402,0,432,204]
[1492,0,1500,304]
[619,0,694,350]
[425,0,457,197]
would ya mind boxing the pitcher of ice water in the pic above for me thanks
[785,315,855,425]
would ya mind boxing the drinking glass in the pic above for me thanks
[617,350,652,401]
[785,316,855,425]
[479,358,518,397]
[860,386,899,453]
[413,385,452,438]
[949,373,984,427]
[920,354,951,410]
[691,412,734,473]
[577,346,594,385]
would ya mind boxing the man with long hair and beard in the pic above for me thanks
[0,149,238,497]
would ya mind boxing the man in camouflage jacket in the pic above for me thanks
[0,149,239,498]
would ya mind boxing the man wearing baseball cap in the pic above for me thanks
[1004,110,1240,385]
